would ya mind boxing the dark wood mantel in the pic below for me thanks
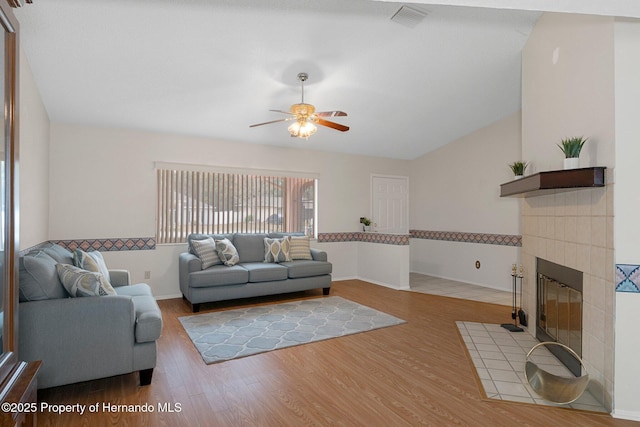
[500,167,606,197]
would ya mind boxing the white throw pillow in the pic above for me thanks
[56,264,116,297]
[215,238,240,266]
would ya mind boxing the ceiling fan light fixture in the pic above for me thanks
[288,120,317,139]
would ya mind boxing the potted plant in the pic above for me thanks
[360,217,372,232]
[558,136,587,169]
[508,161,528,179]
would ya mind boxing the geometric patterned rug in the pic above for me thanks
[179,296,406,364]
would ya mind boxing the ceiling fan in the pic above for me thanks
[250,72,349,139]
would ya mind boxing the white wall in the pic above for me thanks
[613,18,640,421]
[19,48,50,250]
[409,112,522,291]
[521,14,615,172]
[47,123,410,297]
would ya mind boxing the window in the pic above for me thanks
[156,166,316,244]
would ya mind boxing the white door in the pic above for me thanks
[371,175,409,234]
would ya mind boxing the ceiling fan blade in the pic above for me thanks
[269,109,295,116]
[316,118,349,132]
[249,118,294,128]
[316,111,348,117]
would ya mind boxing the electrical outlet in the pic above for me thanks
[475,260,481,269]
[144,271,151,279]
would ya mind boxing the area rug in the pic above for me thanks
[179,296,406,364]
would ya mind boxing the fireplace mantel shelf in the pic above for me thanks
[500,167,606,198]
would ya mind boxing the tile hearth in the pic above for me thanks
[457,321,606,413]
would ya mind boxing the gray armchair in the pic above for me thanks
[17,243,162,389]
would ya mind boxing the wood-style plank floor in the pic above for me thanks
[36,280,638,426]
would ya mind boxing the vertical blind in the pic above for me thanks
[157,168,316,244]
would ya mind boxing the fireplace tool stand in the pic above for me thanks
[501,267,524,332]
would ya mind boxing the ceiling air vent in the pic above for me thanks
[390,5,428,28]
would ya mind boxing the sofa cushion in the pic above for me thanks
[242,262,288,282]
[19,251,69,302]
[74,249,111,283]
[289,235,313,260]
[114,283,153,297]
[281,260,333,279]
[191,237,222,269]
[263,236,291,263]
[215,238,240,266]
[189,264,249,287]
[56,264,117,297]
[233,233,268,262]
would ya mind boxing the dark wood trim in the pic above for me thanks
[500,167,605,197]
[0,5,40,427]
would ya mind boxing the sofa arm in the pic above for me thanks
[310,248,327,262]
[179,252,202,289]
[18,296,137,388]
[109,269,131,287]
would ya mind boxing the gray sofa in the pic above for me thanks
[179,233,332,312]
[18,243,162,389]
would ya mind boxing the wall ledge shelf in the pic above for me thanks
[500,167,606,197]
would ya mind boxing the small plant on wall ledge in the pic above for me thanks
[508,161,528,179]
[360,217,372,232]
[558,136,588,169]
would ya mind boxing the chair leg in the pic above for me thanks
[139,368,154,386]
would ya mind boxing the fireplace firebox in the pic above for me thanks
[536,258,583,377]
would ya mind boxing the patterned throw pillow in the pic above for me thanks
[289,235,313,260]
[264,236,291,263]
[215,238,240,266]
[191,237,222,269]
[56,264,117,297]
[73,249,111,283]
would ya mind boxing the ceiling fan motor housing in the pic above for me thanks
[290,103,315,118]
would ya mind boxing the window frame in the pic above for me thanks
[155,162,318,244]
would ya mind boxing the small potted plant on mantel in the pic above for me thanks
[558,136,588,170]
[508,161,528,179]
[360,217,372,232]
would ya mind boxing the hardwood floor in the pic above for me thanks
[36,280,638,426]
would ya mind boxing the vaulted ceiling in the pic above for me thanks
[14,1,640,159]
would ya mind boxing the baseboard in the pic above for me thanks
[155,293,183,301]
[410,270,510,293]
[612,409,640,421]
[356,276,410,291]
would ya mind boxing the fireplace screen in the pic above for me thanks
[536,258,583,376]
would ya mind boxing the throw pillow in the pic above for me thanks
[215,238,240,266]
[19,251,70,301]
[73,249,111,283]
[56,264,117,297]
[289,235,313,260]
[264,236,291,263]
[42,243,74,264]
[191,237,222,269]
